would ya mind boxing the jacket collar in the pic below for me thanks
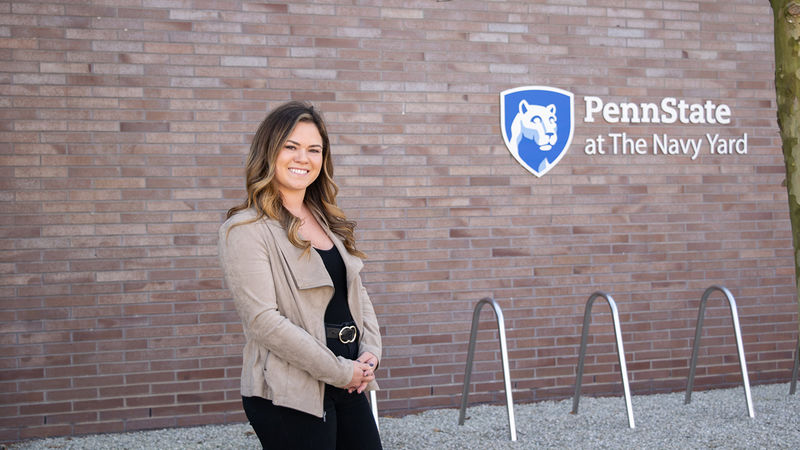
[325,226,364,283]
[265,221,330,290]
[312,209,365,282]
[264,218,364,290]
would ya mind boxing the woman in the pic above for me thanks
[218,101,383,449]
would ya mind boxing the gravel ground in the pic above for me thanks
[8,382,800,449]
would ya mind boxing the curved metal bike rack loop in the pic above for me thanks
[458,297,517,441]
[684,285,754,418]
[571,291,635,429]
[791,335,799,395]
[369,390,379,431]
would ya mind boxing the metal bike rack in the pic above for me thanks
[789,335,798,395]
[572,291,635,429]
[685,285,754,418]
[369,390,379,430]
[458,297,517,441]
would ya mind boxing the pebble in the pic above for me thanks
[9,383,800,449]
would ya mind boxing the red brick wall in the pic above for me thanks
[2,0,795,442]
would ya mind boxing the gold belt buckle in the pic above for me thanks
[338,325,357,344]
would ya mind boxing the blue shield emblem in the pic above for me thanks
[500,86,574,177]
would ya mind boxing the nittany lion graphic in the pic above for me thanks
[501,86,574,177]
[510,100,558,153]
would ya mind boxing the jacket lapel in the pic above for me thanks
[322,228,363,280]
[312,210,364,283]
[266,222,332,290]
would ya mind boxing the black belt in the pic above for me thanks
[325,324,357,344]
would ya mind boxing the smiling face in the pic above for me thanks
[272,120,324,200]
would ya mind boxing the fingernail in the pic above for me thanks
[368,362,374,367]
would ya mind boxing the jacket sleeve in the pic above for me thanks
[219,219,353,388]
[358,283,382,368]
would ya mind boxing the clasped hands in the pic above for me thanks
[344,351,378,394]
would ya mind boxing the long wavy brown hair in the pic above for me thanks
[226,101,365,258]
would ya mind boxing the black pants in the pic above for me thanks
[242,385,382,450]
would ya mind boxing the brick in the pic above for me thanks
[220,56,267,67]
[18,424,72,440]
[73,420,125,435]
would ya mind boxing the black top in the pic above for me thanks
[316,245,353,324]
[315,245,358,360]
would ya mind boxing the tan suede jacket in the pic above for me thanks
[218,208,381,418]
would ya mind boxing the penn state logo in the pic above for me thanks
[500,86,574,177]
